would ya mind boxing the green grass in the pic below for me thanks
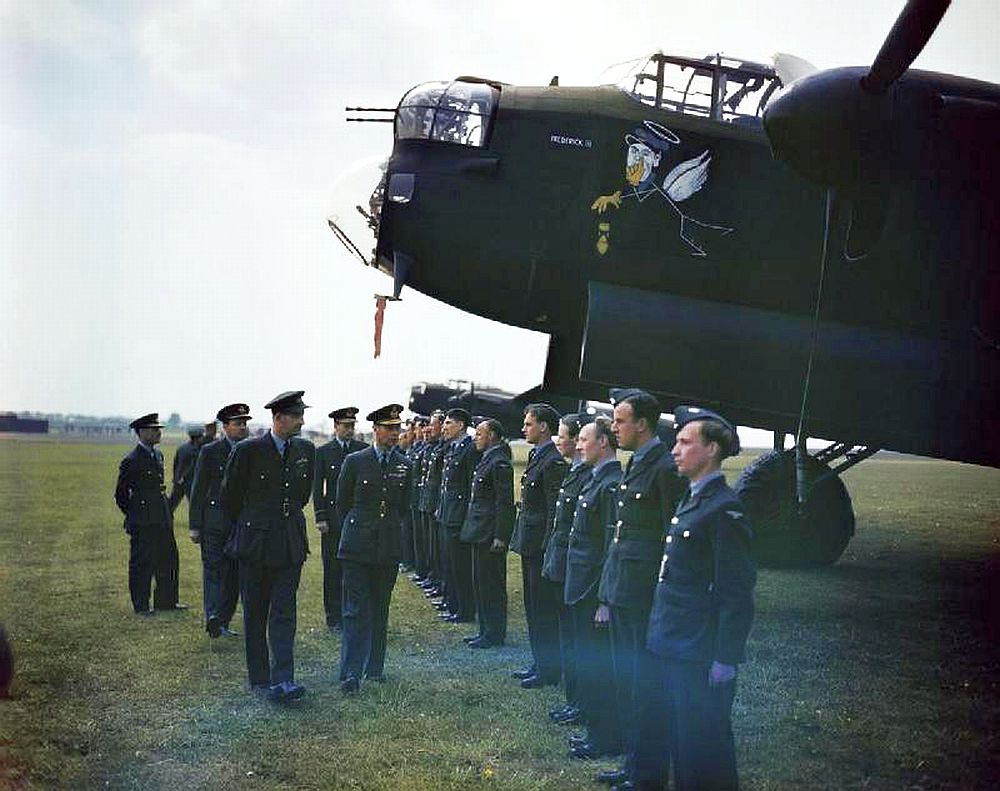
[1,439,998,789]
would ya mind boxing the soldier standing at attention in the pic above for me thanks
[189,403,251,638]
[460,419,514,648]
[397,418,417,573]
[417,411,447,603]
[407,416,430,583]
[542,413,591,727]
[564,417,623,760]
[510,403,568,689]
[336,404,411,694]
[221,391,315,702]
[633,407,755,791]
[313,407,368,633]
[115,413,187,615]
[169,425,205,513]
[597,388,686,789]
[436,408,480,624]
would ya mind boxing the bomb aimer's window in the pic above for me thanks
[396,81,499,147]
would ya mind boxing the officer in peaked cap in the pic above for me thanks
[313,406,369,632]
[436,407,480,624]
[335,403,411,694]
[220,391,315,703]
[406,415,431,583]
[633,406,754,790]
[417,410,448,601]
[114,413,186,614]
[189,402,252,638]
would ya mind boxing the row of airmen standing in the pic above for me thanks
[114,387,755,790]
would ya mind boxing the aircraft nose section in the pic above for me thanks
[764,67,888,195]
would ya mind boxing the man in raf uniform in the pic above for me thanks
[397,418,416,573]
[169,425,205,513]
[115,413,186,614]
[221,391,315,702]
[417,411,447,602]
[564,416,623,760]
[407,415,430,582]
[189,403,251,638]
[336,403,411,694]
[632,407,755,791]
[598,388,687,789]
[542,413,590,727]
[436,408,480,623]
[313,407,368,632]
[510,403,568,688]
[460,419,514,648]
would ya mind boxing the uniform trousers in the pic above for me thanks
[239,561,302,687]
[200,530,238,627]
[570,596,621,753]
[609,603,657,773]
[127,524,176,612]
[320,530,343,628]
[422,512,440,584]
[436,519,450,597]
[472,543,507,643]
[411,507,428,576]
[521,556,561,683]
[339,561,398,681]
[400,508,415,568]
[555,592,578,705]
[445,531,475,620]
[633,658,739,791]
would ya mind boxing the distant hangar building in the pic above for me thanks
[0,412,49,434]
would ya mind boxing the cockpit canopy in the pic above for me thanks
[396,80,499,147]
[615,53,788,125]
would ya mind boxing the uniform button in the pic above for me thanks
[616,520,623,527]
[665,535,673,543]
[635,493,642,499]
[578,494,584,500]
[618,501,624,507]
[683,530,690,538]
[284,482,290,487]
[210,500,216,506]
[331,465,337,470]
[559,488,564,494]
[620,484,627,490]
[671,516,679,524]
[663,554,669,561]
[363,480,368,484]
[582,503,588,508]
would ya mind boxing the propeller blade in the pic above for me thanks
[863,0,951,94]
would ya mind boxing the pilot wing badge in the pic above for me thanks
[590,120,733,257]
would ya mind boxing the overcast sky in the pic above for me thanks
[3,0,998,433]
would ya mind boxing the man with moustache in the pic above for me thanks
[336,404,411,694]
[510,403,568,689]
[436,408,480,624]
[632,407,755,791]
[115,413,186,615]
[542,413,590,727]
[564,416,623,760]
[598,388,686,789]
[460,418,515,648]
[189,402,252,638]
[221,391,315,703]
[313,407,368,632]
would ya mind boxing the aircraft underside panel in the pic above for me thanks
[580,282,999,467]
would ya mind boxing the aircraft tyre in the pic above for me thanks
[734,449,855,568]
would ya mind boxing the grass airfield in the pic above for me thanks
[0,438,998,790]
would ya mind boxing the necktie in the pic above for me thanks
[381,453,388,476]
[624,455,634,477]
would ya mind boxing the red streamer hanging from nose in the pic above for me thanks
[374,296,387,358]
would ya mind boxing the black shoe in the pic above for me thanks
[511,667,536,680]
[520,674,550,689]
[609,782,635,791]
[570,742,611,760]
[206,615,222,638]
[219,626,239,637]
[462,633,483,644]
[269,681,305,702]
[551,704,579,722]
[340,676,360,694]
[596,768,628,786]
[557,710,583,726]
[568,733,589,747]
[468,637,500,649]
